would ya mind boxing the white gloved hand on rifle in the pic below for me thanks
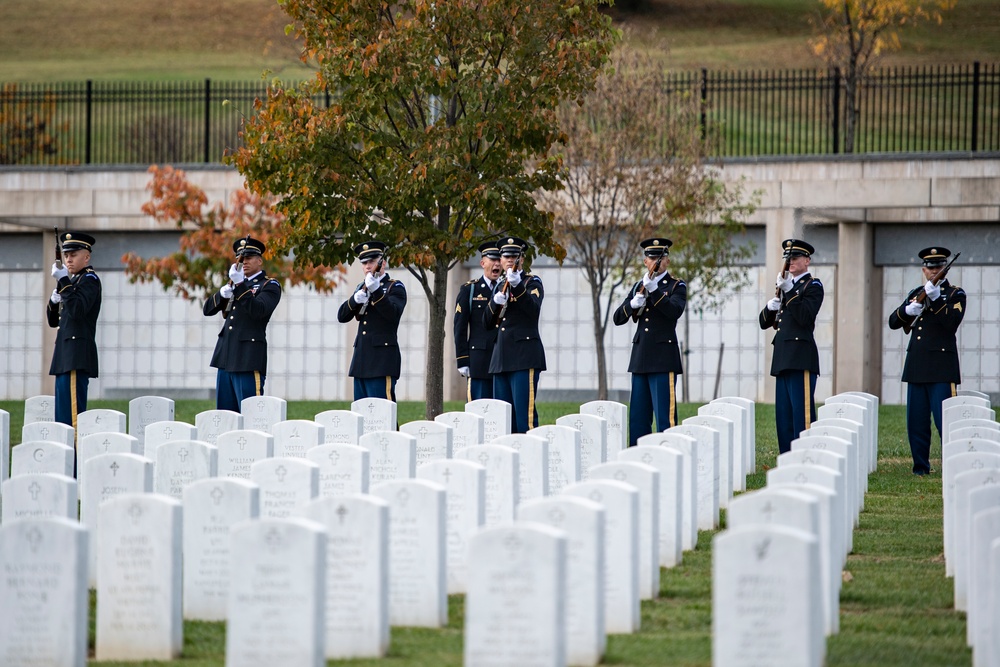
[766,296,782,312]
[51,262,69,281]
[776,272,794,293]
[220,284,234,299]
[924,280,941,301]
[493,291,508,306]
[506,268,521,287]
[458,366,471,378]
[364,272,381,292]
[642,273,657,292]
[630,292,646,309]
[50,288,62,304]
[353,289,369,305]
[904,301,924,317]
[228,263,245,285]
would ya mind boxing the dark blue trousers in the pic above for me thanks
[493,369,539,434]
[774,370,817,454]
[54,370,89,431]
[467,377,494,402]
[354,376,397,402]
[628,371,678,447]
[906,381,956,474]
[216,369,265,412]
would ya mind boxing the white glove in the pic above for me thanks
[924,280,941,301]
[220,284,234,299]
[776,272,794,293]
[228,263,245,285]
[493,291,508,305]
[630,292,646,309]
[51,262,69,280]
[904,301,924,317]
[353,289,369,305]
[766,297,782,312]
[364,272,381,291]
[458,366,471,378]
[506,268,521,287]
[49,288,62,304]
[642,273,657,291]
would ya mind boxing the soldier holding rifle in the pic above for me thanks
[759,238,824,455]
[204,236,282,411]
[454,240,503,401]
[613,238,687,447]
[338,240,407,401]
[47,231,102,437]
[888,246,966,476]
[484,237,546,433]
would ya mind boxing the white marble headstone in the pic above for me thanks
[226,518,326,667]
[556,413,607,481]
[306,443,370,497]
[128,396,175,454]
[240,395,287,434]
[11,441,75,478]
[297,495,390,659]
[0,517,88,667]
[492,433,549,501]
[711,396,756,472]
[954,472,1000,610]
[216,429,274,479]
[943,451,1000,576]
[792,433,859,526]
[465,398,513,442]
[22,421,74,449]
[619,445,683,568]
[359,431,417,484]
[77,408,127,440]
[456,444,519,526]
[637,431,698,552]
[182,477,259,621]
[143,420,198,460]
[434,411,484,452]
[399,420,453,464]
[23,395,56,425]
[968,506,1000,653]
[417,459,486,594]
[370,479,447,627]
[250,457,320,519]
[314,409,364,445]
[195,409,244,446]
[78,432,142,490]
[824,393,878,472]
[0,408,8,486]
[154,440,218,500]
[96,494,182,661]
[351,397,397,434]
[666,423,719,530]
[272,419,325,458]
[684,415,733,507]
[464,523,568,667]
[532,425,581,496]
[699,401,748,491]
[581,400,628,459]
[1,472,77,523]
[803,422,864,511]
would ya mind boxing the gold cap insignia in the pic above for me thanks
[239,239,246,246]
[507,238,514,244]
[66,233,73,240]
[363,244,369,250]
[653,240,660,246]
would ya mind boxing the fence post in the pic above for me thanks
[971,61,980,152]
[85,80,93,165]
[700,68,708,142]
[204,78,212,163]
[830,68,840,155]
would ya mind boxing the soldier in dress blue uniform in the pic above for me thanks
[338,240,407,401]
[483,237,546,433]
[759,239,824,454]
[47,232,101,437]
[203,236,282,411]
[613,237,687,447]
[454,240,503,401]
[888,246,966,476]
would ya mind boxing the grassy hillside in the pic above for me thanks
[2,0,999,81]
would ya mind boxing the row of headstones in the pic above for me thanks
[0,395,759,667]
[711,390,882,667]
[933,390,1000,667]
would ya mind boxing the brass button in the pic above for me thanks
[228,326,232,330]
[363,331,367,335]
[917,336,921,340]
[501,327,506,331]
[644,328,649,332]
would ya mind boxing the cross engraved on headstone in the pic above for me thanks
[546,431,556,445]
[478,452,490,465]
[614,469,628,482]
[367,403,375,416]
[328,450,341,465]
[40,427,50,439]
[548,507,565,525]
[442,468,452,484]
[597,406,606,418]
[110,461,120,476]
[177,447,190,462]
[968,444,977,452]
[237,436,247,451]
[836,407,845,418]
[973,459,984,469]
[336,504,348,524]
[588,489,603,504]
[211,487,225,505]
[28,481,42,500]
[163,426,173,438]
[754,537,771,561]
[986,477,997,486]
[257,399,266,411]
[275,465,288,482]
[761,501,775,522]
[144,400,152,410]
[973,430,981,438]
[397,488,411,506]
[963,409,972,418]
[503,533,523,558]
[641,452,654,464]
[331,416,341,428]
[26,527,44,554]
[574,419,584,430]
[453,417,462,430]
[40,400,50,409]
[795,472,808,484]
[213,414,222,427]
[265,528,282,551]
[379,437,389,457]
[128,503,144,525]
[102,438,111,452]
[803,454,815,464]
[418,427,428,440]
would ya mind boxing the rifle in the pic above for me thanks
[635,253,664,318]
[358,255,384,316]
[772,254,791,330]
[493,253,523,326]
[53,227,63,267]
[902,252,961,334]
[224,234,252,315]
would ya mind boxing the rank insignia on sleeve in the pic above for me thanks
[456,304,462,313]
[531,288,540,297]
[954,302,962,312]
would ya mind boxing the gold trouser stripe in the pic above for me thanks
[950,383,957,397]
[386,376,392,401]
[528,369,537,430]
[668,372,677,427]
[803,370,813,429]
[70,370,79,447]
[254,371,262,396]
[467,377,472,403]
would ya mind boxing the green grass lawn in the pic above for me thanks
[0,399,971,666]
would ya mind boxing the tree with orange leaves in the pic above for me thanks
[811,0,957,152]
[122,165,340,301]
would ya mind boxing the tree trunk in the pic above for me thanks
[423,258,449,419]
[591,284,608,401]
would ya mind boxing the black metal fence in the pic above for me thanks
[2,62,999,165]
